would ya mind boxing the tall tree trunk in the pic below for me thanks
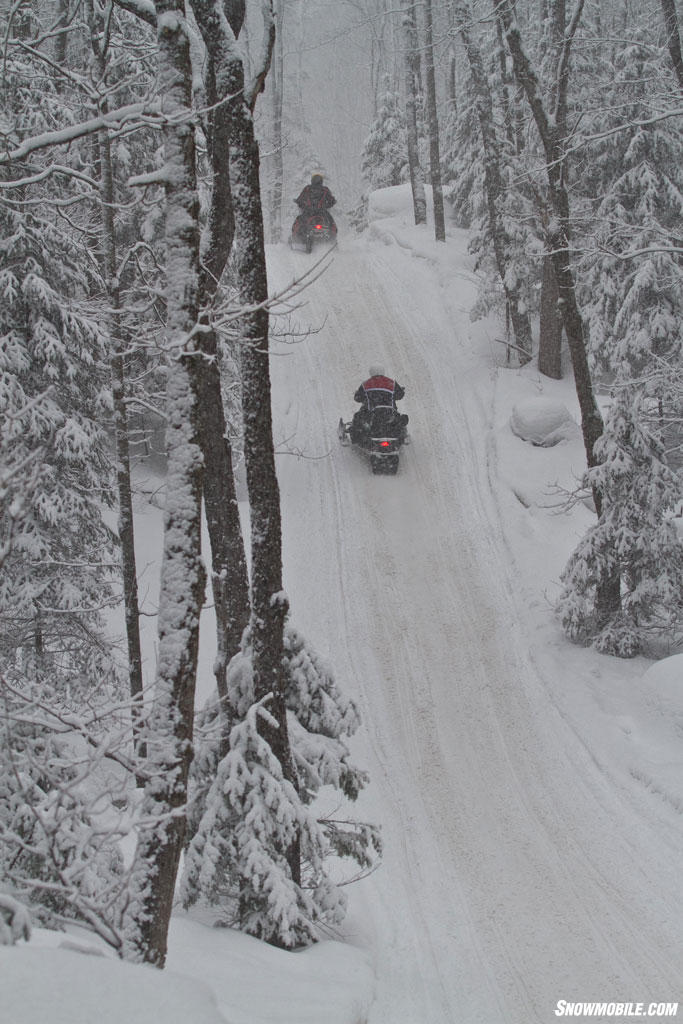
[232,73,301,888]
[500,0,618,619]
[195,0,251,722]
[101,127,147,771]
[494,7,516,151]
[403,3,426,224]
[191,0,299,883]
[423,0,445,240]
[123,0,205,966]
[660,0,683,92]
[54,0,69,71]
[500,0,602,472]
[268,0,284,243]
[538,253,563,379]
[86,0,146,773]
[451,0,533,361]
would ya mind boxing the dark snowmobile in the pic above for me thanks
[290,210,337,253]
[338,405,409,475]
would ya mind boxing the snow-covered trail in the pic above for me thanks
[267,224,682,1023]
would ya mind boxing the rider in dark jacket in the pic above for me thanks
[351,370,408,443]
[293,174,337,236]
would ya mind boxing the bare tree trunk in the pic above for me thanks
[191,0,299,884]
[494,6,516,151]
[451,0,533,361]
[538,253,562,378]
[123,0,205,966]
[86,1,146,773]
[423,0,445,240]
[403,4,426,224]
[500,0,602,467]
[268,0,284,243]
[54,0,68,70]
[195,0,251,721]
[500,0,618,621]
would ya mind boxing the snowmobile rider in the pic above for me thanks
[350,369,409,443]
[294,173,337,233]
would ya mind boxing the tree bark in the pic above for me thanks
[403,3,427,225]
[500,0,604,479]
[86,1,146,773]
[423,0,445,240]
[500,0,619,620]
[660,0,683,92]
[538,254,563,379]
[190,0,298,884]
[194,0,251,720]
[268,0,284,243]
[123,0,205,966]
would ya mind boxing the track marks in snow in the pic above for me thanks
[268,239,683,1023]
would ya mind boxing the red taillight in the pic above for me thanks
[315,223,323,230]
[379,440,391,448]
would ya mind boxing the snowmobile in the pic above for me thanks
[338,405,409,475]
[290,211,337,253]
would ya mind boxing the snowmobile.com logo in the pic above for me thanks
[555,1002,679,1019]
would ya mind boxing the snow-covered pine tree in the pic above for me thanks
[361,75,408,190]
[558,29,683,654]
[182,697,346,948]
[441,78,482,229]
[450,0,535,358]
[558,388,683,655]
[0,682,127,940]
[0,204,121,697]
[183,624,380,947]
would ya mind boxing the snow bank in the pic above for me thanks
[166,916,375,1024]
[2,941,229,1024]
[509,396,580,446]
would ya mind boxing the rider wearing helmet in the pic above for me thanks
[350,368,408,443]
[293,173,337,237]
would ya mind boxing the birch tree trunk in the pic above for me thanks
[423,0,445,240]
[403,3,427,225]
[123,0,205,965]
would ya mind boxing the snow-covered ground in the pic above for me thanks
[6,185,682,1023]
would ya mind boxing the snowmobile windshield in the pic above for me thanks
[364,387,395,410]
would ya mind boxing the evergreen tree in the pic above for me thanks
[558,388,683,655]
[558,30,683,654]
[0,202,121,695]
[182,625,380,947]
[361,75,408,190]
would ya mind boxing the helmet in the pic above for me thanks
[311,173,323,186]
[368,365,385,378]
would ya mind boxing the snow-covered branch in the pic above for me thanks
[0,101,175,164]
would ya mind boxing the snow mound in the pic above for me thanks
[641,654,683,702]
[509,397,579,447]
[367,183,412,221]
[2,944,229,1024]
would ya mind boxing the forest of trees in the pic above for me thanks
[1,0,681,969]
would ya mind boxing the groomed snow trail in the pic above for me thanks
[267,226,682,1024]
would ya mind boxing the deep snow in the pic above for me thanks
[6,185,682,1024]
